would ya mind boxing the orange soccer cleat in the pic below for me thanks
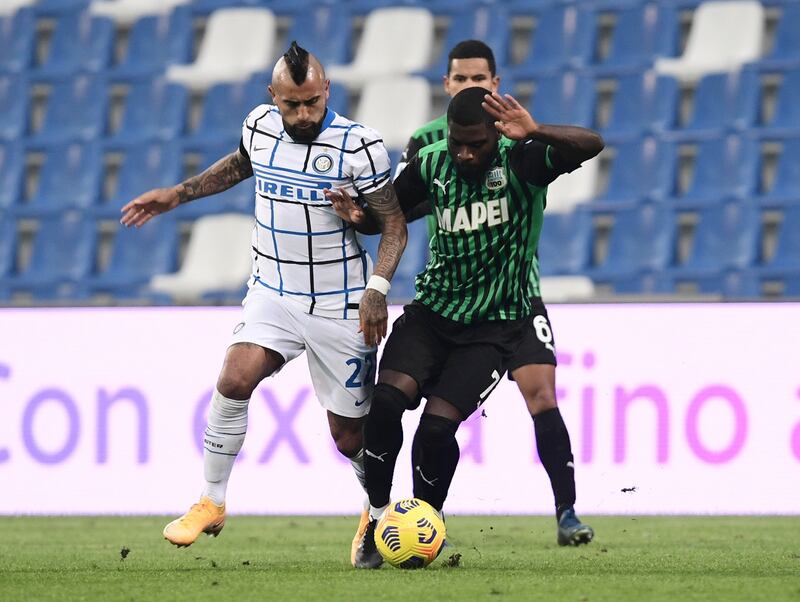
[163,497,226,547]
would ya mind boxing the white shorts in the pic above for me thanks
[231,288,376,418]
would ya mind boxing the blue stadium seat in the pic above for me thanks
[0,142,24,211]
[757,137,800,207]
[508,4,597,78]
[183,76,266,151]
[0,7,35,74]
[95,142,183,218]
[588,203,677,291]
[105,79,189,149]
[0,74,29,141]
[602,71,679,142]
[32,0,90,15]
[328,82,350,118]
[358,218,430,302]
[675,135,760,207]
[757,1,800,71]
[592,2,678,75]
[757,202,800,284]
[667,68,760,141]
[538,207,593,276]
[285,4,352,66]
[15,142,102,217]
[674,201,761,276]
[757,67,800,138]
[26,75,108,148]
[4,212,98,299]
[529,72,596,128]
[593,136,677,209]
[29,11,114,80]
[84,218,180,297]
[0,214,17,281]
[108,7,193,81]
[417,4,511,81]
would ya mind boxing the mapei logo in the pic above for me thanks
[435,197,509,233]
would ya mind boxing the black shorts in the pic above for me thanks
[379,301,529,418]
[507,298,557,375]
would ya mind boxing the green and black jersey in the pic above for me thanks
[399,114,448,168]
[394,137,575,323]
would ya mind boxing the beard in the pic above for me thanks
[284,118,324,143]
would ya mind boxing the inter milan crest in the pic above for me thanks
[312,153,334,174]
[485,166,507,191]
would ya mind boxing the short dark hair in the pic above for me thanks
[283,40,310,85]
[447,86,496,127]
[447,40,496,76]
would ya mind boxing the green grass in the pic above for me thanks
[1,516,798,601]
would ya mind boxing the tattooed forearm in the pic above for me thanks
[176,150,254,204]
[362,184,408,280]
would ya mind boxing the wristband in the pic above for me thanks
[366,274,391,295]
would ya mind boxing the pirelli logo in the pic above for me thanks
[434,197,509,233]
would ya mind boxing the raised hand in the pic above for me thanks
[324,187,366,224]
[120,187,181,227]
[481,92,539,141]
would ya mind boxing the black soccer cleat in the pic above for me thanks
[353,518,383,569]
[557,507,594,546]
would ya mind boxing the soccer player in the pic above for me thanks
[120,42,407,562]
[390,39,598,549]
[330,86,603,568]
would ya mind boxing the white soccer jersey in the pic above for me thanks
[239,105,392,319]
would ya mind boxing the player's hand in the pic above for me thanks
[324,187,366,224]
[120,187,181,227]
[481,92,539,141]
[359,288,388,347]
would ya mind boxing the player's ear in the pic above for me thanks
[267,84,276,102]
[491,76,500,94]
[323,79,330,100]
[443,74,451,95]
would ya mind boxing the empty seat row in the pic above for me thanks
[4,2,799,87]
[539,201,800,297]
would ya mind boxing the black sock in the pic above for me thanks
[411,414,461,511]
[533,407,576,519]
[363,383,409,509]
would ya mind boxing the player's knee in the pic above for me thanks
[415,414,459,448]
[216,373,257,400]
[335,433,362,458]
[369,383,412,423]
[522,385,558,415]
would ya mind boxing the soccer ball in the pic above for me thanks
[375,498,446,569]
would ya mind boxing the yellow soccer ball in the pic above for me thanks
[375,498,446,569]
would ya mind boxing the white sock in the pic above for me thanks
[349,448,367,492]
[202,389,249,505]
[369,503,389,522]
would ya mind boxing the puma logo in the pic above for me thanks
[433,178,450,194]
[415,465,438,486]
[365,449,388,462]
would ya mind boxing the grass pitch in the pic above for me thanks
[1,515,798,601]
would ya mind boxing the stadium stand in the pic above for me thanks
[165,7,276,91]
[106,7,193,81]
[655,0,765,81]
[354,77,432,149]
[0,0,798,305]
[149,213,254,303]
[327,7,434,88]
[105,79,189,148]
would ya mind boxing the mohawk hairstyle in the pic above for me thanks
[447,86,496,127]
[283,41,310,85]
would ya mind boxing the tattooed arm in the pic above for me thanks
[120,149,253,227]
[326,183,407,345]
